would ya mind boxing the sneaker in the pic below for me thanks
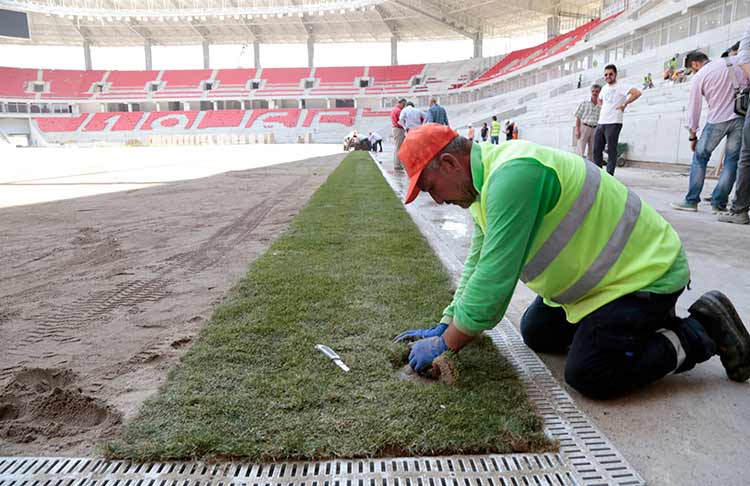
[688,291,750,382]
[711,206,729,215]
[717,211,750,225]
[670,201,698,212]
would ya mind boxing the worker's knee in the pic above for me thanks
[520,320,547,352]
[564,362,616,400]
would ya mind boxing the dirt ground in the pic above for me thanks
[0,149,343,455]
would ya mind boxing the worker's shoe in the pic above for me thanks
[670,201,698,212]
[711,205,729,215]
[717,211,750,225]
[688,291,750,382]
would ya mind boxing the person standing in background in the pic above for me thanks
[467,125,475,141]
[490,116,501,144]
[391,98,406,170]
[719,27,750,224]
[575,84,602,160]
[425,98,449,126]
[481,122,489,142]
[593,64,641,175]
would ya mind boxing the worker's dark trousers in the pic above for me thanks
[592,122,622,175]
[520,289,715,399]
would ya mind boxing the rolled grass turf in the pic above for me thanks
[106,151,551,461]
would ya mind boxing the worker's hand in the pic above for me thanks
[393,323,448,343]
[574,127,581,139]
[616,103,627,111]
[409,336,449,373]
[690,139,697,152]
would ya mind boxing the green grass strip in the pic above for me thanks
[107,152,551,461]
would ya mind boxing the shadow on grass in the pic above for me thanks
[104,151,552,462]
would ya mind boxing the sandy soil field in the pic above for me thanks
[0,145,344,455]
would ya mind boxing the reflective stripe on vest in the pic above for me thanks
[552,189,642,304]
[520,161,601,283]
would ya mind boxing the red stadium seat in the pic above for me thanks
[302,108,356,127]
[142,110,199,130]
[245,109,301,128]
[198,109,246,129]
[261,68,311,87]
[467,13,621,87]
[315,67,365,86]
[161,70,211,88]
[41,69,107,99]
[0,67,38,98]
[35,114,89,132]
[107,70,160,89]
[82,112,144,131]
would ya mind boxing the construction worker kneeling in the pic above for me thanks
[393,123,750,399]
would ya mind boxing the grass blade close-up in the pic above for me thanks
[105,151,552,462]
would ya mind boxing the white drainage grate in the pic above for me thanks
[488,321,644,486]
[0,454,577,485]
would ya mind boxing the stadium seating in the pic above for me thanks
[98,70,160,100]
[32,108,381,138]
[41,69,107,99]
[315,66,364,86]
[467,14,620,87]
[245,109,301,128]
[34,114,88,132]
[161,69,211,88]
[210,68,257,97]
[82,112,144,131]
[262,68,311,87]
[0,67,38,98]
[302,108,356,127]
[198,109,246,129]
[142,110,199,130]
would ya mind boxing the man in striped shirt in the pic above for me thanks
[574,84,601,160]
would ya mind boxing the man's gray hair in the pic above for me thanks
[591,83,602,90]
[426,135,470,169]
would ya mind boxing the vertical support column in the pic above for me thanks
[307,37,314,68]
[83,40,92,70]
[390,36,398,65]
[473,32,483,58]
[546,15,560,40]
[253,41,261,69]
[144,39,153,70]
[202,40,210,69]
[326,98,331,108]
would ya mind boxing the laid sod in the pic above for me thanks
[106,151,552,461]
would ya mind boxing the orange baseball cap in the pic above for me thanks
[398,123,459,204]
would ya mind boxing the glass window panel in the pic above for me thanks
[632,37,643,55]
[737,0,750,19]
[724,1,734,24]
[669,16,690,41]
[699,7,723,32]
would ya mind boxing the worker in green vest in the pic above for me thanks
[393,123,750,399]
[490,116,501,145]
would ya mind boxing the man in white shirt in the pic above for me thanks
[368,131,383,152]
[593,64,642,175]
[398,102,425,133]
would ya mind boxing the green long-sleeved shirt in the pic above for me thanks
[441,142,689,336]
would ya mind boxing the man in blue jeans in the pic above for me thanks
[672,51,746,213]
[719,24,750,225]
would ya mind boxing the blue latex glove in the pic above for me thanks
[409,336,449,373]
[393,323,448,343]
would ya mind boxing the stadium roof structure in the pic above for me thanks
[0,0,601,46]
